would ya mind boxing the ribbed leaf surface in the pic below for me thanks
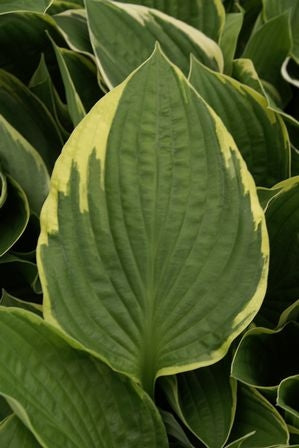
[38,47,268,393]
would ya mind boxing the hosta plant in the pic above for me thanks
[0,0,298,447]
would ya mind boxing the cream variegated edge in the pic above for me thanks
[38,45,269,382]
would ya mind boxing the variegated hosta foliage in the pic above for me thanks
[0,0,298,447]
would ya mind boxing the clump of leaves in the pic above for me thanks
[0,0,298,447]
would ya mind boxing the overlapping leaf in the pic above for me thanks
[85,0,223,89]
[0,308,168,448]
[0,415,41,448]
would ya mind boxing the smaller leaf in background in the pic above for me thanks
[0,308,168,448]
[53,9,94,55]
[160,411,195,448]
[29,54,72,138]
[220,12,244,74]
[0,254,39,302]
[225,432,255,448]
[282,57,299,88]
[242,12,292,102]
[0,116,50,215]
[161,355,236,448]
[278,376,299,419]
[228,385,289,447]
[0,290,42,316]
[50,36,101,125]
[0,397,11,421]
[262,0,299,64]
[11,214,40,259]
[231,323,299,389]
[117,0,226,43]
[0,0,52,14]
[0,69,63,171]
[0,175,29,257]
[189,57,290,187]
[232,58,299,127]
[47,0,81,15]
[0,414,41,448]
[255,177,299,327]
[85,0,223,89]
[0,12,65,84]
[278,300,299,327]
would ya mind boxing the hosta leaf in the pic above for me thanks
[0,254,39,301]
[0,397,11,421]
[51,38,86,126]
[0,69,62,171]
[282,57,299,88]
[278,300,299,327]
[228,385,289,447]
[0,308,168,448]
[47,0,81,14]
[231,323,299,389]
[85,0,224,89]
[51,37,101,125]
[255,177,299,327]
[53,9,93,55]
[188,57,290,187]
[220,13,244,74]
[29,54,71,138]
[38,47,268,393]
[0,290,42,316]
[225,432,255,448]
[117,0,226,42]
[263,0,299,63]
[232,58,299,127]
[160,411,195,448]
[242,13,292,94]
[161,355,237,448]
[0,176,29,257]
[278,376,299,419]
[0,0,52,14]
[0,116,49,215]
[0,12,65,84]
[0,415,41,448]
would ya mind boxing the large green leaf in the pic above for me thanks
[278,376,299,419]
[188,57,290,187]
[38,47,268,393]
[161,355,237,448]
[0,116,49,215]
[0,12,65,84]
[255,177,299,327]
[0,308,168,448]
[231,323,299,389]
[0,176,29,257]
[85,0,224,89]
[0,69,62,171]
[118,0,225,42]
[0,415,41,448]
[228,385,289,447]
[242,12,292,95]
[0,0,52,14]
[263,0,299,63]
[53,9,93,55]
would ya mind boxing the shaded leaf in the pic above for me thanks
[0,415,41,448]
[278,300,299,327]
[161,355,237,448]
[0,397,11,421]
[85,0,224,89]
[0,176,29,257]
[47,0,81,14]
[0,308,168,448]
[0,69,62,171]
[0,116,49,214]
[160,410,195,448]
[228,385,289,447]
[255,177,299,327]
[231,323,299,389]
[38,46,268,394]
[189,57,290,187]
[0,0,52,14]
[0,290,42,316]
[278,376,299,419]
[53,9,93,55]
